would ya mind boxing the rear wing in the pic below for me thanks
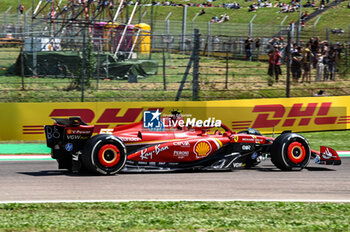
[44,117,94,153]
[52,117,87,126]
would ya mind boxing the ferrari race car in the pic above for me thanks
[44,111,341,175]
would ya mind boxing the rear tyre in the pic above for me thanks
[82,134,127,175]
[271,133,311,171]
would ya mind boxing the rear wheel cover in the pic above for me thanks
[98,144,121,168]
[82,134,127,175]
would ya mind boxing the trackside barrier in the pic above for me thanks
[0,96,349,141]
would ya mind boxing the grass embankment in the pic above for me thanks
[299,130,350,151]
[301,1,350,42]
[1,0,349,39]
[263,130,350,151]
[0,201,349,231]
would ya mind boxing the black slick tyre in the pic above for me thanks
[82,134,127,175]
[270,133,311,171]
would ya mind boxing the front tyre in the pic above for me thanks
[82,134,127,175]
[271,133,311,171]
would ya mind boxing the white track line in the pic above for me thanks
[0,155,52,160]
[0,199,350,204]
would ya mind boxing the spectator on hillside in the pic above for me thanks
[303,0,315,7]
[268,37,281,51]
[309,37,318,67]
[245,36,253,61]
[199,9,206,16]
[348,1,350,8]
[334,42,344,59]
[279,37,286,63]
[291,46,303,82]
[268,44,282,82]
[325,47,336,80]
[211,16,218,23]
[18,4,24,14]
[331,28,344,35]
[291,43,298,54]
[300,11,309,27]
[217,14,230,23]
[301,43,313,83]
[314,90,326,96]
[265,1,273,7]
[248,3,258,11]
[315,49,325,82]
[255,37,261,54]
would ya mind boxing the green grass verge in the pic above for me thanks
[263,130,350,151]
[1,49,349,102]
[298,130,350,151]
[0,201,349,231]
[2,0,349,40]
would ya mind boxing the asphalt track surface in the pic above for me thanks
[0,158,349,203]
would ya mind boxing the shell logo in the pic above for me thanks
[194,140,212,158]
[66,129,72,134]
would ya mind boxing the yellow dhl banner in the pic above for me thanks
[0,96,349,141]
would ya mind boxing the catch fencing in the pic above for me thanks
[0,25,349,102]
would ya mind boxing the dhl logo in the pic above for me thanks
[22,102,349,136]
[22,108,160,135]
[232,102,349,131]
[48,108,162,133]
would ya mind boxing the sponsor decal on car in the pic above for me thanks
[140,144,169,160]
[193,140,212,158]
[99,128,114,134]
[66,129,92,135]
[65,143,73,152]
[173,141,191,147]
[45,126,61,139]
[118,137,142,142]
[173,151,190,159]
[242,145,252,151]
[232,163,243,168]
[66,134,81,140]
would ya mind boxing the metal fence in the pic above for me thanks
[0,21,349,102]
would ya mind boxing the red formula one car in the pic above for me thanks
[44,111,341,175]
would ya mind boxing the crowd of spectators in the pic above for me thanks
[150,0,241,8]
[291,37,343,83]
[211,14,231,23]
[142,0,338,15]
[264,36,344,84]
